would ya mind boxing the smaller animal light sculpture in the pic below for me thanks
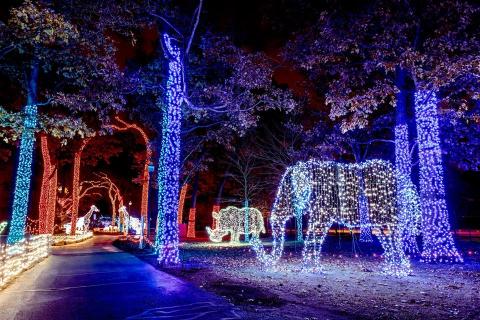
[206,206,265,243]
[64,205,99,234]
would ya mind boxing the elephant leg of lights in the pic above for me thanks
[373,226,411,276]
[302,222,331,272]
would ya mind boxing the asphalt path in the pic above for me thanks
[0,235,241,320]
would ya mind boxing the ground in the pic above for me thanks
[0,235,241,320]
[122,234,480,320]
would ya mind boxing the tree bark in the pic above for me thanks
[187,173,199,238]
[7,62,39,244]
[156,33,183,265]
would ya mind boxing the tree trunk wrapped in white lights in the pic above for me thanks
[251,159,411,276]
[414,91,462,263]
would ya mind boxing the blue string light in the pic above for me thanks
[156,33,183,265]
[7,104,38,245]
[415,91,462,263]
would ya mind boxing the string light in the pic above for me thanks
[156,33,183,265]
[211,205,220,229]
[206,206,265,243]
[187,208,196,238]
[251,159,411,276]
[70,138,90,235]
[394,124,421,254]
[415,91,462,263]
[0,222,7,234]
[47,166,58,234]
[110,116,152,233]
[1,234,50,289]
[178,184,188,224]
[64,205,99,234]
[52,232,92,246]
[7,104,38,244]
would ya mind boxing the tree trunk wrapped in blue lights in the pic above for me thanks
[156,34,183,265]
[7,64,39,245]
[415,91,462,263]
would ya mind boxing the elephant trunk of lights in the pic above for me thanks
[251,159,411,276]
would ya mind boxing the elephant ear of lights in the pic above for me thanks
[251,159,411,276]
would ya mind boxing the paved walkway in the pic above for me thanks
[0,236,241,320]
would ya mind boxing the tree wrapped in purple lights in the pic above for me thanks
[155,33,183,265]
[415,91,462,262]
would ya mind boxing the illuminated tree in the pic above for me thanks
[155,33,183,265]
[0,1,127,243]
[110,116,152,234]
[288,0,479,258]
[38,134,57,234]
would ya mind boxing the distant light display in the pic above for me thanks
[206,206,265,243]
[7,104,38,245]
[415,91,462,263]
[156,33,183,265]
[252,160,411,276]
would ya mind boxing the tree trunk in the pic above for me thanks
[47,165,57,234]
[7,62,39,244]
[177,183,188,224]
[156,33,183,265]
[70,138,89,235]
[415,90,462,262]
[38,134,52,234]
[187,173,199,238]
[141,146,152,234]
[394,67,421,254]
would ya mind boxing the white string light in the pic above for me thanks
[1,234,50,289]
[206,206,265,243]
[251,159,411,276]
[415,91,462,263]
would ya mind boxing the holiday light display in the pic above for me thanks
[251,159,411,276]
[177,183,188,224]
[47,164,57,234]
[156,33,183,265]
[64,205,99,234]
[358,176,373,243]
[70,138,90,235]
[0,222,7,235]
[394,124,421,254]
[52,232,93,246]
[415,91,462,262]
[1,234,50,289]
[211,205,220,229]
[7,104,38,244]
[206,206,265,243]
[128,216,143,235]
[38,134,58,234]
[111,116,152,233]
[187,208,196,238]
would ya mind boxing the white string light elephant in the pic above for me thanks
[251,159,411,276]
[206,206,266,243]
